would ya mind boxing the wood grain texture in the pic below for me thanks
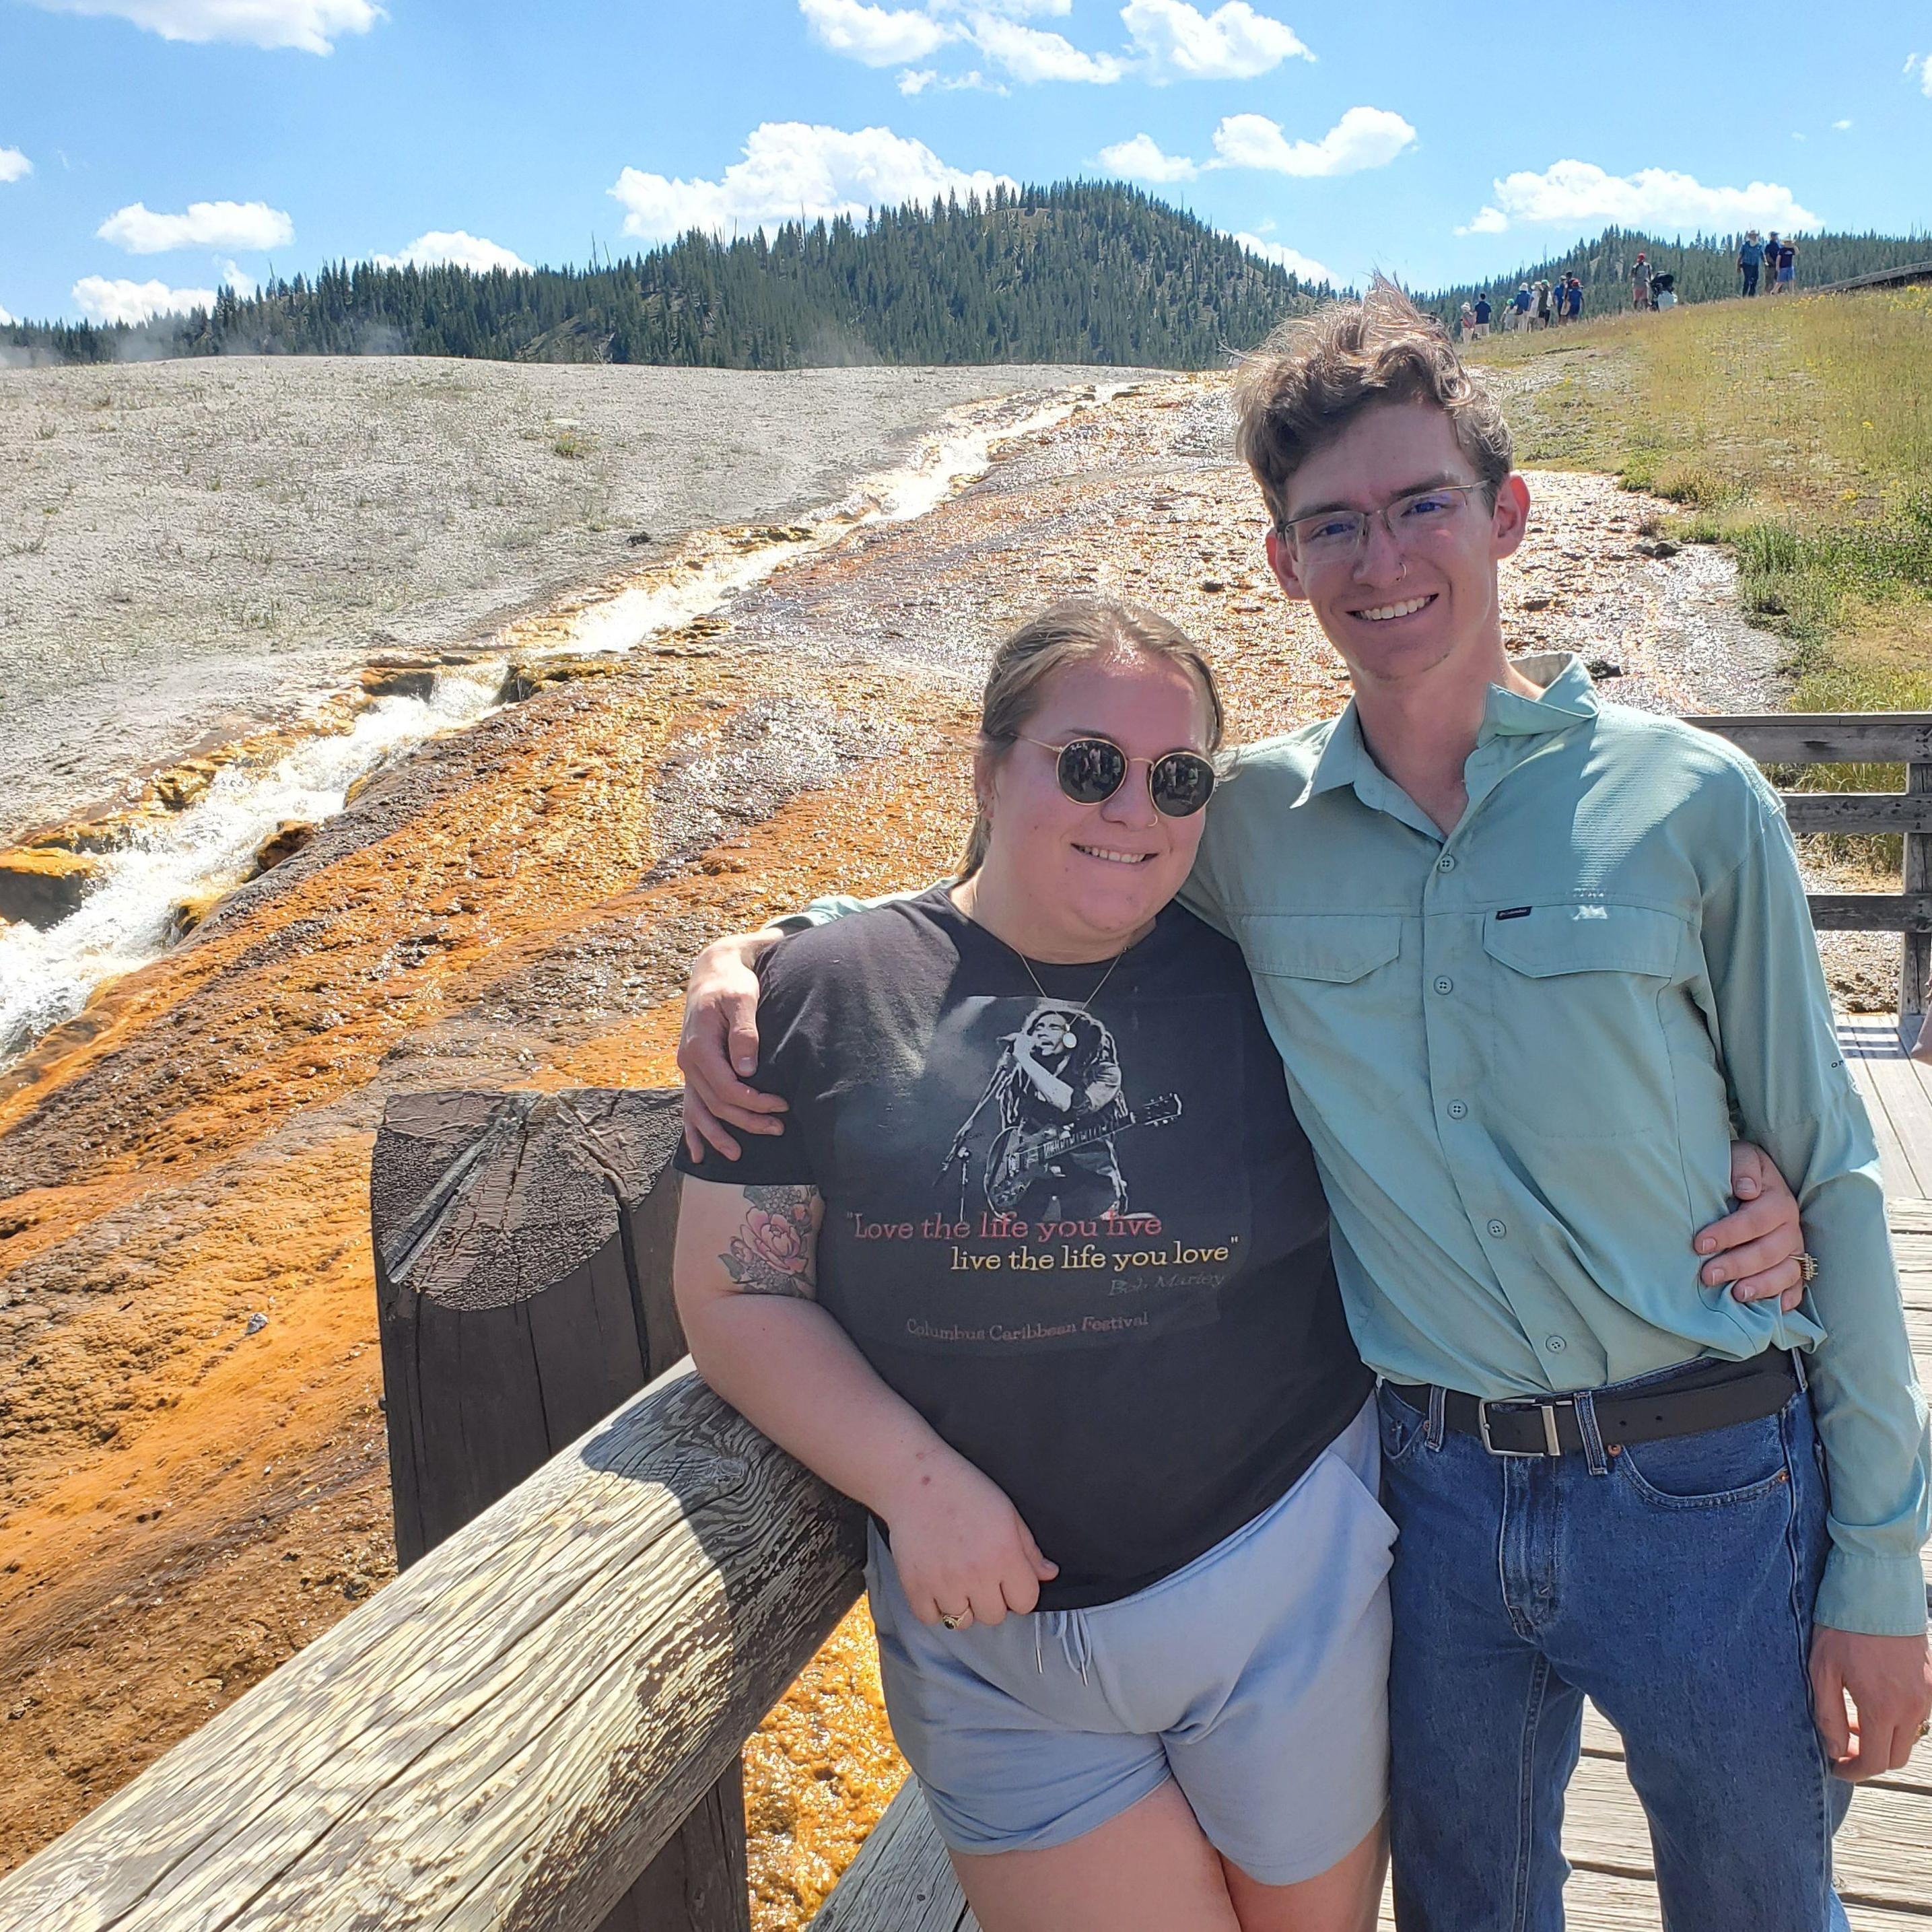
[1807,894,1932,934]
[1688,716,1932,764]
[0,1362,866,1932]
[1782,794,1932,834]
[806,1787,970,1932]
[372,1086,689,1568]
[1901,764,1932,1043]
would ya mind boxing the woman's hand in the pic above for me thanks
[679,929,788,1161]
[1694,1142,1807,1311]
[882,1454,1060,1629]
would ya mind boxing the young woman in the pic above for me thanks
[676,603,1391,1932]
[672,601,1807,1932]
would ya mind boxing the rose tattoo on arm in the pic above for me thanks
[720,1185,822,1298]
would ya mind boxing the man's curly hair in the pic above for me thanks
[1233,278,1513,534]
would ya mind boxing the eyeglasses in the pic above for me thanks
[1279,481,1488,567]
[1016,735,1218,818]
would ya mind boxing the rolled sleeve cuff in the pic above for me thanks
[1816,1550,1931,1638]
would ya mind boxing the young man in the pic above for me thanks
[1630,252,1652,309]
[681,287,1931,1929]
[1472,293,1492,339]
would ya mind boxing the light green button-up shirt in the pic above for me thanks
[791,652,1930,1633]
[1180,652,1929,1635]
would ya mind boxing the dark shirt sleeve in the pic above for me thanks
[673,948,824,1191]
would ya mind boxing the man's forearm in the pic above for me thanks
[1708,805,1932,1634]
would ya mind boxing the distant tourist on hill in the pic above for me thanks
[1774,236,1799,294]
[1765,234,1783,296]
[1652,271,1678,311]
[1509,282,1533,331]
[1535,279,1554,329]
[1471,294,1492,339]
[1630,252,1653,310]
[1562,273,1584,322]
[1457,301,1476,341]
[1739,230,1765,297]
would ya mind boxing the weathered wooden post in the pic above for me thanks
[1903,757,1932,1053]
[372,1086,751,1932]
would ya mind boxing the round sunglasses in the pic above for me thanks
[1016,734,1218,818]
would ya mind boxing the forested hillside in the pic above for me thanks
[5,184,1323,370]
[1425,226,1930,321]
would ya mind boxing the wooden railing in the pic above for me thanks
[0,1087,868,1932]
[1813,260,1932,296]
[1688,714,1932,1049]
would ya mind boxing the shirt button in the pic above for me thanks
[1447,1101,1469,1120]
[1487,1218,1508,1239]
[1433,975,1454,995]
[1546,1336,1567,1354]
[1437,855,1457,872]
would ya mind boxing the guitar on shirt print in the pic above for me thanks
[984,1093,1183,1216]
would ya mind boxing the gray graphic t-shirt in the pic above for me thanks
[678,886,1370,1608]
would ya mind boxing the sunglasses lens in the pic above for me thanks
[1151,752,1216,818]
[1056,738,1126,804]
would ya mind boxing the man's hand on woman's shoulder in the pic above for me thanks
[679,927,788,1162]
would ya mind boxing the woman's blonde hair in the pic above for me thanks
[959,598,1225,877]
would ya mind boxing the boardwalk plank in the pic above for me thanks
[807,1787,969,1932]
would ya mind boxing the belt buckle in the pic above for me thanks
[1477,1397,1565,1457]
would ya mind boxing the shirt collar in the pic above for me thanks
[1292,652,1599,806]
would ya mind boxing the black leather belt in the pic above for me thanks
[1387,1351,1800,1458]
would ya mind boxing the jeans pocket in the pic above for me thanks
[1614,1410,1792,1509]
[1377,1389,1430,1468]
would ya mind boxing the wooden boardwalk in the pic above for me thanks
[818,1017,1932,1931]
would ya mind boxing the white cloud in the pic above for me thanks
[1454,205,1509,236]
[28,0,380,53]
[1120,0,1309,81]
[1463,158,1822,234]
[1833,118,1853,131]
[372,230,532,273]
[1908,54,1932,98]
[0,147,32,184]
[1099,131,1198,181]
[219,258,258,293]
[898,65,1002,93]
[1232,232,1330,281]
[96,198,294,254]
[800,0,954,65]
[969,15,1124,81]
[73,275,217,324]
[0,302,14,326]
[1210,106,1416,177]
[611,123,1017,244]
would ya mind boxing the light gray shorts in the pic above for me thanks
[866,1398,1393,1885]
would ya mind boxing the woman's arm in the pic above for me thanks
[673,1176,1057,1626]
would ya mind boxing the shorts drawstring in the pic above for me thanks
[1033,1608,1092,1684]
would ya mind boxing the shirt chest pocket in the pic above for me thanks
[1237,913,1416,1117]
[1480,904,1690,1140]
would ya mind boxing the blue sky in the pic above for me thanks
[1,0,1928,326]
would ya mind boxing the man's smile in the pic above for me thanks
[1349,592,1437,623]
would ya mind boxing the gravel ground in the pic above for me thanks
[0,357,1127,845]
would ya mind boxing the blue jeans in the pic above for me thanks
[1378,1369,1853,1931]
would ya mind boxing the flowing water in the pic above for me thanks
[0,381,1134,1066]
